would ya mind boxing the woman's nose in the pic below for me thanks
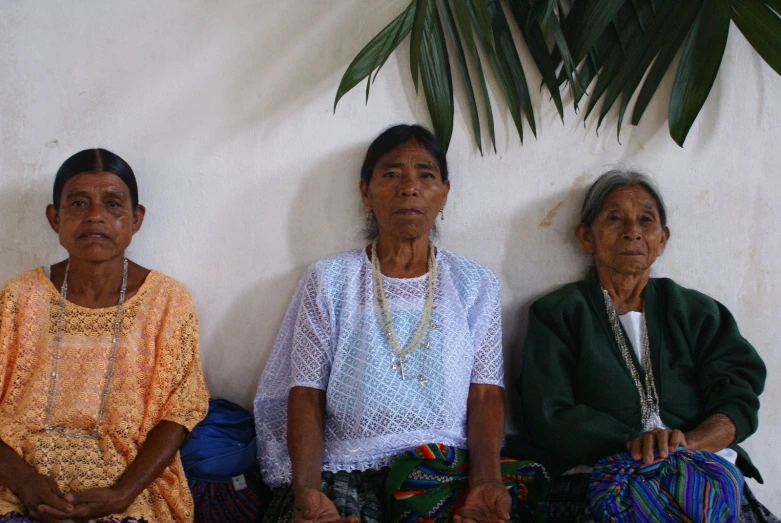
[622,221,641,239]
[86,204,105,222]
[399,179,419,196]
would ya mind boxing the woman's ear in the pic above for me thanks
[658,225,671,254]
[359,179,371,211]
[132,205,146,234]
[46,204,59,233]
[575,223,596,255]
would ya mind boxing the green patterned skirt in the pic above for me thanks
[263,444,549,523]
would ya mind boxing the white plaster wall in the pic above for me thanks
[1,0,778,510]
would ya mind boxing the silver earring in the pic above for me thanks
[440,209,444,221]
[366,209,372,221]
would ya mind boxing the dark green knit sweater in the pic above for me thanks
[517,276,766,481]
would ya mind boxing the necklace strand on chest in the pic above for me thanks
[601,286,662,432]
[45,258,129,439]
[371,239,437,385]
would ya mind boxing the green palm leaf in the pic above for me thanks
[410,0,432,91]
[419,0,455,150]
[506,0,566,119]
[669,0,731,146]
[631,2,702,126]
[334,0,781,153]
[566,0,626,63]
[732,0,781,76]
[454,0,497,151]
[480,0,536,142]
[334,2,414,111]
[439,0,483,152]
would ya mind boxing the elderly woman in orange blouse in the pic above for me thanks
[0,149,209,523]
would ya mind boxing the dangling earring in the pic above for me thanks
[440,209,444,221]
[366,209,372,221]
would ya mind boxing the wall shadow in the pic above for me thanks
[500,181,591,438]
[206,143,365,409]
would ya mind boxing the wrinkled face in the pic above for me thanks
[360,140,449,242]
[46,171,144,263]
[576,185,670,276]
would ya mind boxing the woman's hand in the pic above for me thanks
[37,487,131,521]
[292,487,357,523]
[0,440,74,521]
[12,469,75,522]
[627,428,687,464]
[454,479,511,523]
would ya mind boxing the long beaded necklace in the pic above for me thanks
[602,286,663,432]
[371,239,437,385]
[45,258,129,439]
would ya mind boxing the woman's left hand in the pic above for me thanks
[37,487,130,521]
[453,479,511,523]
[627,428,687,465]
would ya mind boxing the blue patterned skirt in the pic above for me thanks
[539,474,779,523]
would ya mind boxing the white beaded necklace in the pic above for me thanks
[45,258,128,439]
[371,239,437,385]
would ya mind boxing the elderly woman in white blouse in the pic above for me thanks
[254,125,541,523]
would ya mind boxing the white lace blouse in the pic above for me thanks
[254,248,503,486]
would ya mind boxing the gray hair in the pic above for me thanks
[580,169,668,228]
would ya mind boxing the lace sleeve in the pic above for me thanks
[290,266,333,390]
[468,272,503,385]
[0,283,14,402]
[157,291,209,432]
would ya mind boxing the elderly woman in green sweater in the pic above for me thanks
[518,169,777,522]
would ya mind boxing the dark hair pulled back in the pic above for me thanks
[53,149,138,209]
[360,124,448,185]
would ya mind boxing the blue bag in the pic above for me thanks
[181,398,258,482]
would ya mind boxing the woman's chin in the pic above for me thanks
[381,225,432,242]
[65,249,124,264]
[598,262,653,277]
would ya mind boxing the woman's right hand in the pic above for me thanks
[13,469,75,522]
[293,487,358,523]
[626,428,687,464]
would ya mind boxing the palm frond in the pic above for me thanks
[335,0,781,152]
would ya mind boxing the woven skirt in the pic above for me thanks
[264,444,549,523]
[0,513,146,523]
[263,468,388,523]
[386,444,548,522]
[539,474,780,523]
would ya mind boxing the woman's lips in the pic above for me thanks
[394,208,423,215]
[79,232,110,240]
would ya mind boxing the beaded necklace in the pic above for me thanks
[602,286,663,432]
[45,258,128,439]
[371,239,436,385]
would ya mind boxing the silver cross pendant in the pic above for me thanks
[391,355,406,380]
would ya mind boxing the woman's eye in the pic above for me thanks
[421,172,435,179]
[72,200,86,207]
[107,201,120,208]
[384,171,398,178]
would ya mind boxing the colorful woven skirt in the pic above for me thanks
[0,514,146,523]
[386,443,549,522]
[540,473,779,523]
[588,450,743,522]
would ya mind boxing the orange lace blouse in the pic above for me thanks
[0,268,209,522]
